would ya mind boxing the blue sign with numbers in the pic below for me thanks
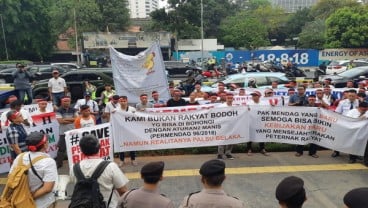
[252,50,319,67]
[173,49,319,67]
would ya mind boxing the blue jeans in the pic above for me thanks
[17,88,33,105]
[52,92,65,107]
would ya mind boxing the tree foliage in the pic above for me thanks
[310,0,360,19]
[150,0,234,39]
[219,12,269,49]
[325,6,368,48]
[298,19,326,49]
[0,0,55,60]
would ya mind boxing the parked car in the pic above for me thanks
[326,60,368,75]
[319,66,368,88]
[164,61,190,79]
[51,63,81,70]
[201,72,290,92]
[32,68,113,102]
[0,65,70,83]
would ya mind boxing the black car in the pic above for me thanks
[319,66,368,88]
[32,68,113,102]
[0,65,70,83]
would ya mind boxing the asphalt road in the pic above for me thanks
[27,150,368,208]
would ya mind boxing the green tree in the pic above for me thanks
[284,8,314,39]
[0,0,55,60]
[325,7,368,48]
[150,0,234,39]
[49,0,130,49]
[298,19,326,49]
[219,12,269,49]
[310,0,360,19]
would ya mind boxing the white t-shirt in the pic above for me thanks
[104,102,120,114]
[79,116,95,128]
[10,152,58,208]
[70,159,129,208]
[116,106,136,113]
[48,77,66,93]
[74,99,99,113]
[345,108,368,119]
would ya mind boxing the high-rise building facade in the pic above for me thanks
[128,0,159,19]
[270,0,318,13]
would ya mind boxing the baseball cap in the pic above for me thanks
[84,92,91,97]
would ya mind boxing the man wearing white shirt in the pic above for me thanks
[335,89,359,116]
[217,93,235,160]
[1,100,33,131]
[345,102,368,163]
[74,92,99,116]
[102,95,120,122]
[247,91,270,156]
[48,69,66,107]
[332,89,360,158]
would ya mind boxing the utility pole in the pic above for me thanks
[200,0,204,69]
[74,8,80,65]
[0,14,9,60]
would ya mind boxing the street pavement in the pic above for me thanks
[38,150,368,208]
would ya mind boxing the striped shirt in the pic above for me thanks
[6,123,28,153]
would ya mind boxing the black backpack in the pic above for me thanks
[69,161,111,208]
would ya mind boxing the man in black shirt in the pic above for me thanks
[166,89,186,107]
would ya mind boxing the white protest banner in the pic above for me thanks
[109,43,170,103]
[0,112,60,173]
[248,106,368,155]
[30,112,60,158]
[24,103,54,116]
[111,107,249,152]
[232,95,286,106]
[65,123,113,170]
[145,104,217,113]
[0,130,11,173]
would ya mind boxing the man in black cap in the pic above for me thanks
[118,161,174,208]
[74,92,99,115]
[179,159,245,208]
[102,94,120,122]
[275,176,306,208]
[343,187,368,208]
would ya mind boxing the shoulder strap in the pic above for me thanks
[91,161,110,179]
[185,191,200,207]
[73,163,86,181]
[121,188,137,208]
[28,153,47,182]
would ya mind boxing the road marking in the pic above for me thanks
[0,164,365,184]
[124,163,367,179]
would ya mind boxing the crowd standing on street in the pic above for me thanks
[1,69,368,207]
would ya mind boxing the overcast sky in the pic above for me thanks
[159,0,168,8]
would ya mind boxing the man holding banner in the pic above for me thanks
[217,93,235,160]
[56,96,76,168]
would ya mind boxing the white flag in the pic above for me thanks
[109,43,170,103]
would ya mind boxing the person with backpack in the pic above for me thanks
[69,134,129,208]
[1,131,58,208]
[117,161,174,208]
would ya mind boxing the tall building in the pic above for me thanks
[127,0,159,19]
[270,0,318,13]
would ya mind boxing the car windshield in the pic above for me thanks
[338,68,366,77]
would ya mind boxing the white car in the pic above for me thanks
[326,60,368,75]
[201,72,290,92]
